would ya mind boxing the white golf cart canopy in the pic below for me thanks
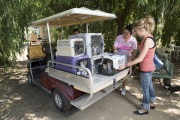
[30,7,117,63]
[30,7,117,27]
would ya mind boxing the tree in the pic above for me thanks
[0,0,179,65]
[0,0,50,65]
[161,0,180,46]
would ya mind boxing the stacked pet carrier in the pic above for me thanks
[55,33,128,76]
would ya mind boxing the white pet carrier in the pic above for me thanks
[102,53,127,69]
[56,38,85,57]
[69,33,104,58]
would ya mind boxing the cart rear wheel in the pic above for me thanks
[52,89,72,112]
[27,72,35,86]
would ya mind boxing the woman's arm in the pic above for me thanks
[113,35,120,53]
[114,46,118,53]
[131,49,137,60]
[119,38,154,69]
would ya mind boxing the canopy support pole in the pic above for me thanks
[61,27,63,39]
[86,23,89,33]
[47,22,54,65]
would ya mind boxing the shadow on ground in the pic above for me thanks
[0,60,179,120]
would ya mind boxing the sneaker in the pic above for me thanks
[121,88,126,95]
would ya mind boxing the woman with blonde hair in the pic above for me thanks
[119,15,156,115]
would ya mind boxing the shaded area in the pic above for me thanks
[0,60,179,120]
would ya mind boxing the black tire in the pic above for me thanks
[52,89,72,112]
[27,72,35,86]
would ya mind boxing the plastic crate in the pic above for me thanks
[56,38,85,57]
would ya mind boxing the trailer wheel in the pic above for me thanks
[52,89,72,112]
[27,72,35,86]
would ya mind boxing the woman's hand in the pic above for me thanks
[114,50,118,54]
[119,64,126,70]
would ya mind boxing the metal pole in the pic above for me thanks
[86,23,89,33]
[47,22,54,64]
[61,27,63,39]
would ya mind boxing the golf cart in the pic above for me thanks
[27,7,131,112]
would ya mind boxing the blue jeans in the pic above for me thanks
[140,72,156,110]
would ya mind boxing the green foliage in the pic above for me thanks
[161,0,180,46]
[0,0,179,66]
[0,0,51,65]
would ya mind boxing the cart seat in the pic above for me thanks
[28,45,46,60]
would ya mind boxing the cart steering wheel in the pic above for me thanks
[42,44,56,54]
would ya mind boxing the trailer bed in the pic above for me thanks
[48,67,129,93]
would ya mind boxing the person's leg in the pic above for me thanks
[121,79,126,95]
[134,72,151,115]
[122,80,126,89]
[140,72,151,110]
[149,72,156,106]
[121,57,131,95]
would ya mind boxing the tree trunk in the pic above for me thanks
[116,1,135,36]
[116,16,126,36]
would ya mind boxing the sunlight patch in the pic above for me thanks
[156,97,166,102]
[13,96,22,101]
[162,108,180,115]
[25,113,50,120]
[131,93,142,99]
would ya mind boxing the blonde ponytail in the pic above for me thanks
[134,15,155,33]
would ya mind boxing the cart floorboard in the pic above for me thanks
[70,80,123,110]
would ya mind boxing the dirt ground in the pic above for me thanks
[0,60,180,120]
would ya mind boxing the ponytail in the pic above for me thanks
[134,15,155,33]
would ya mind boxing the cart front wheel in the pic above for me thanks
[52,89,72,112]
[27,72,35,86]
